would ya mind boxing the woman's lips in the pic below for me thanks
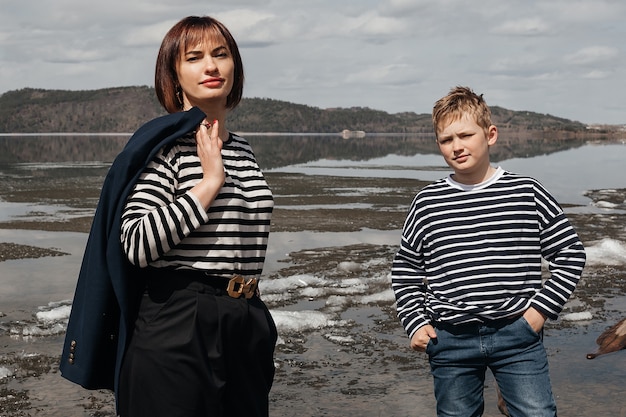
[201,78,224,88]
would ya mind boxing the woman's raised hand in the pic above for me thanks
[190,119,226,210]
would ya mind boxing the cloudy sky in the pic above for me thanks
[1,0,624,124]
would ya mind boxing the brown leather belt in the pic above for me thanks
[145,268,258,299]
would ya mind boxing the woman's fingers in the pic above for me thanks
[195,119,224,177]
[191,119,225,208]
[196,119,222,150]
[209,119,218,140]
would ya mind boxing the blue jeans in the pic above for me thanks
[426,316,557,417]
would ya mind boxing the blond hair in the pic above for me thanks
[432,86,492,136]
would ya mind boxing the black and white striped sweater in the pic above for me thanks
[120,132,273,278]
[392,167,586,338]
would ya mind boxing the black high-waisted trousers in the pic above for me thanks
[118,268,277,417]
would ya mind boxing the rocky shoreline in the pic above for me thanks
[1,171,625,416]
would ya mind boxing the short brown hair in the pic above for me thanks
[155,16,245,113]
[432,86,492,135]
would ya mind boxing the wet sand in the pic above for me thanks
[0,172,625,416]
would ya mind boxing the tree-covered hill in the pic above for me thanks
[0,86,164,133]
[228,97,435,134]
[0,85,610,135]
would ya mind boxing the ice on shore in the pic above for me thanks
[0,366,13,379]
[7,301,72,338]
[585,238,626,266]
[36,303,71,324]
[271,310,349,333]
[561,311,593,321]
[260,269,391,307]
[7,237,624,341]
[11,270,392,339]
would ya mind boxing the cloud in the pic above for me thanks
[345,63,421,86]
[489,55,546,74]
[0,0,625,124]
[44,46,111,64]
[564,46,620,65]
[581,69,612,79]
[122,21,179,48]
[345,11,409,40]
[217,9,283,47]
[491,18,553,36]
[539,0,626,22]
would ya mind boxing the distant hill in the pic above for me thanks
[0,86,163,133]
[0,86,619,136]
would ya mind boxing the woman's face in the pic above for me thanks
[176,37,235,110]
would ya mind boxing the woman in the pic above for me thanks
[61,15,277,417]
[117,16,277,416]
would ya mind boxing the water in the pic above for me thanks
[268,141,626,207]
[0,135,625,416]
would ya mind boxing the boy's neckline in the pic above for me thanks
[447,166,503,191]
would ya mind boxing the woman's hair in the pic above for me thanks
[432,86,492,135]
[155,16,244,113]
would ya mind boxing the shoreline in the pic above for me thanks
[1,172,625,416]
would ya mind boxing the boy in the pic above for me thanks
[391,86,586,417]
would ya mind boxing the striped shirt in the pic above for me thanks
[392,167,586,338]
[120,132,273,278]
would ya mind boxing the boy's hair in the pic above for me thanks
[432,86,492,135]
[155,16,245,113]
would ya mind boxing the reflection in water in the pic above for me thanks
[0,135,129,164]
[1,135,624,212]
[0,132,597,169]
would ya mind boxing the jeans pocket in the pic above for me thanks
[518,316,541,341]
[425,332,442,356]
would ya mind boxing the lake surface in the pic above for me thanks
[0,134,624,416]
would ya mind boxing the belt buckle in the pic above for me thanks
[226,275,257,299]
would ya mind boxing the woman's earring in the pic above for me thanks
[176,87,184,109]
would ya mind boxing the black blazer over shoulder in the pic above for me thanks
[60,107,206,393]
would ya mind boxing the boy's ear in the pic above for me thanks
[487,125,498,145]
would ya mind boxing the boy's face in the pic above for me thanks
[436,114,497,184]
